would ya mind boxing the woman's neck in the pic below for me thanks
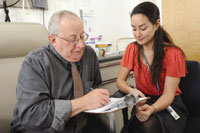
[142,41,154,54]
[141,41,154,66]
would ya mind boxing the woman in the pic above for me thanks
[116,2,188,133]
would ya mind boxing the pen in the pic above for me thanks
[90,87,94,91]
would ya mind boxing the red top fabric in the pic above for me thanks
[121,42,187,96]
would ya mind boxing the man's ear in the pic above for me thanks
[48,34,56,44]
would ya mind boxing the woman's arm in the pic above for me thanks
[116,66,145,97]
[152,76,180,112]
[136,76,181,122]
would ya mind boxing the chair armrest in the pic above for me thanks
[110,84,135,98]
[110,90,126,98]
[110,90,129,125]
[95,113,116,133]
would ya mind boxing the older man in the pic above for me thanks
[11,10,110,133]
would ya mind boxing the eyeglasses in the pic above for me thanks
[53,33,89,45]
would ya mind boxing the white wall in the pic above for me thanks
[0,0,161,52]
[0,0,76,26]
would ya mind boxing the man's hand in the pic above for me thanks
[70,89,110,117]
[82,89,110,110]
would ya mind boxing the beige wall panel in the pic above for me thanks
[162,0,200,61]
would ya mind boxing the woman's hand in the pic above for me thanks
[130,88,145,98]
[136,104,155,122]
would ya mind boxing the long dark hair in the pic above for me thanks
[131,2,182,84]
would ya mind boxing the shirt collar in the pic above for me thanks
[49,43,81,70]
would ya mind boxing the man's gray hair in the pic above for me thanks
[48,10,79,35]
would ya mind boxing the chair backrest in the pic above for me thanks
[179,60,200,132]
[179,60,200,117]
[0,22,49,132]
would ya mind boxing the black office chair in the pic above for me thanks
[112,60,200,132]
[179,60,200,133]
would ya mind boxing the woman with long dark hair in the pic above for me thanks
[116,2,188,133]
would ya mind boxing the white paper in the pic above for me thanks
[84,94,149,113]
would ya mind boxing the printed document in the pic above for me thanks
[84,94,149,113]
